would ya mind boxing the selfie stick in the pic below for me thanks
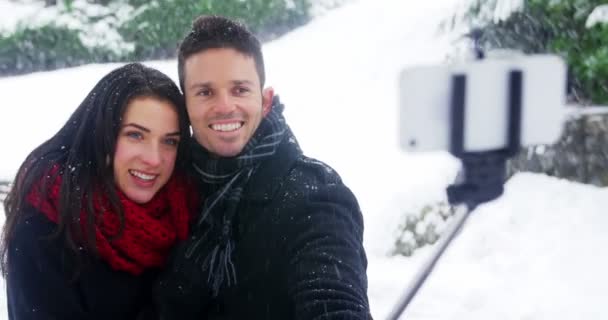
[387,31,522,320]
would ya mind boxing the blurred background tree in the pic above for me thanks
[0,0,326,77]
[392,202,455,257]
[119,0,312,59]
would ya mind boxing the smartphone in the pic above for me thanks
[399,55,567,153]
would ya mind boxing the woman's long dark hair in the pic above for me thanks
[1,63,190,276]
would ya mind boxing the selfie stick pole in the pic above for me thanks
[385,202,472,320]
[387,37,523,320]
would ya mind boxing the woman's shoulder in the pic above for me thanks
[12,205,58,242]
[9,205,63,264]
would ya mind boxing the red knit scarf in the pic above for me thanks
[26,171,193,275]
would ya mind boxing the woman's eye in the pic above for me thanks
[164,138,180,146]
[125,131,143,139]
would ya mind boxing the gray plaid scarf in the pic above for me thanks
[186,95,287,296]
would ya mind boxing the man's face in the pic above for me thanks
[184,48,274,157]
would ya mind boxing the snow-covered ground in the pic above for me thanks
[1,0,608,319]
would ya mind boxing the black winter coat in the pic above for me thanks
[6,209,157,320]
[156,134,372,319]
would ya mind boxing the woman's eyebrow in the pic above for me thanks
[122,123,150,132]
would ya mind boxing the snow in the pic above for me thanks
[446,0,524,30]
[586,4,608,28]
[0,0,134,54]
[0,0,44,33]
[490,0,524,22]
[1,0,607,319]
[397,173,608,319]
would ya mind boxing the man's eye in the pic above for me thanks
[196,89,211,96]
[235,87,250,95]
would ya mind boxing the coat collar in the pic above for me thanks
[242,128,302,202]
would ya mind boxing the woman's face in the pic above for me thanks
[113,96,181,204]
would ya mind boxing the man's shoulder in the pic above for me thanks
[290,155,343,185]
[276,155,359,207]
[244,141,357,209]
[269,155,364,242]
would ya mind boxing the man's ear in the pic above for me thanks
[262,87,275,116]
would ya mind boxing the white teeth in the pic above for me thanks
[129,170,156,181]
[211,122,242,132]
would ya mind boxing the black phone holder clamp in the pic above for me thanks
[446,69,523,210]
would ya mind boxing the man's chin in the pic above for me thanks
[211,145,245,158]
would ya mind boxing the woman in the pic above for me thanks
[1,63,196,319]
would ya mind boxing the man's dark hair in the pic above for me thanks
[177,15,266,92]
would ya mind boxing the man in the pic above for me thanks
[155,15,371,320]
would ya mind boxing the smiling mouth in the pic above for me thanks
[129,169,157,181]
[209,122,244,132]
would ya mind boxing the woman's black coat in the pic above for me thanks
[6,209,157,320]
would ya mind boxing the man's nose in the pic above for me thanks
[215,91,236,113]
